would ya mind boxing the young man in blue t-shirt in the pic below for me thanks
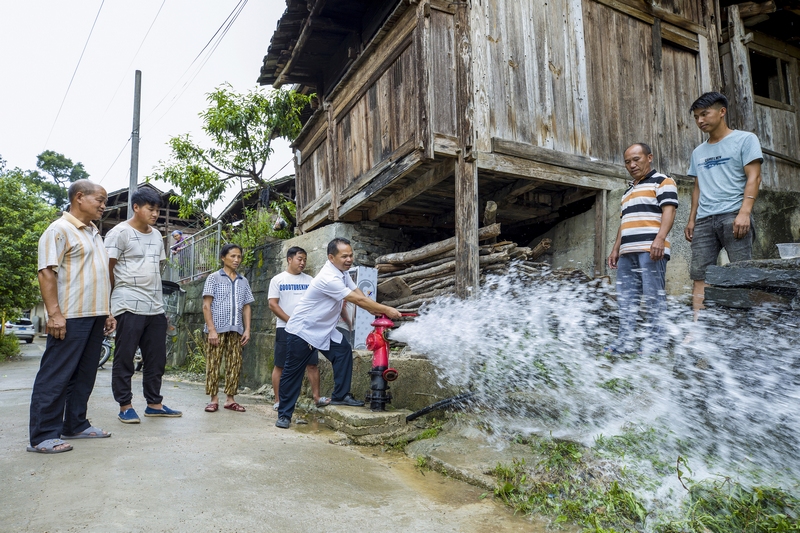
[684,92,763,317]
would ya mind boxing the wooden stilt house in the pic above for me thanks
[258,0,800,294]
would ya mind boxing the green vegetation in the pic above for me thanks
[0,156,59,328]
[488,431,799,533]
[151,85,312,218]
[224,198,296,265]
[184,329,207,374]
[0,333,21,361]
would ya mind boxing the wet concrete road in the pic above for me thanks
[0,339,539,533]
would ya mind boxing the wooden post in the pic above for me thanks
[454,0,479,298]
[727,5,755,132]
[594,189,607,277]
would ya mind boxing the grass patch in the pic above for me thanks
[184,329,207,374]
[487,430,799,533]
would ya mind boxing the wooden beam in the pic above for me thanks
[489,178,541,206]
[338,150,424,218]
[454,0,478,299]
[478,152,624,190]
[492,138,630,180]
[415,0,433,160]
[376,212,435,227]
[762,148,800,168]
[433,133,459,157]
[594,189,607,277]
[368,159,454,219]
[727,4,756,132]
[338,138,416,204]
[274,0,327,87]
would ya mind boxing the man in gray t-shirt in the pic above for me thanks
[105,188,182,424]
[684,92,763,317]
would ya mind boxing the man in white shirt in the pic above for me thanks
[268,246,328,409]
[276,238,402,428]
[105,188,182,424]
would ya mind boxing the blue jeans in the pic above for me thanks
[615,252,667,353]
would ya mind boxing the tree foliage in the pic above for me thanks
[151,84,312,218]
[27,150,90,210]
[0,158,58,319]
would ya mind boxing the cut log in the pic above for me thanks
[398,251,510,284]
[383,287,455,308]
[409,274,455,292]
[483,201,498,245]
[529,238,552,261]
[377,277,413,303]
[376,263,407,274]
[378,256,453,278]
[374,223,501,264]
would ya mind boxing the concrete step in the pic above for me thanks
[296,399,422,444]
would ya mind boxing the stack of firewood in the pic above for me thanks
[375,223,553,312]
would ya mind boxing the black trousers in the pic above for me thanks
[278,333,354,420]
[112,312,168,406]
[29,316,105,446]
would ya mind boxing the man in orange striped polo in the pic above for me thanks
[28,180,116,454]
[607,143,678,356]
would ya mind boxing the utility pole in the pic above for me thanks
[128,70,142,218]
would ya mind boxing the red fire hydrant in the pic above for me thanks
[364,314,401,411]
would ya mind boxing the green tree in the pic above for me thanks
[151,84,312,217]
[27,150,90,210]
[0,158,58,329]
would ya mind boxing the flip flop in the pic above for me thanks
[61,426,110,439]
[224,402,246,412]
[205,403,219,412]
[27,438,73,454]
[316,397,331,407]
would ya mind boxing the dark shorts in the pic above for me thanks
[274,328,318,368]
[690,211,754,281]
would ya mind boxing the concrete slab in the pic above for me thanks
[0,339,543,533]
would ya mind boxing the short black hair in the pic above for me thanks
[220,243,243,258]
[327,237,351,256]
[131,187,162,209]
[690,92,728,113]
[626,143,652,156]
[287,246,306,259]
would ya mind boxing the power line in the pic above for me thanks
[141,0,246,128]
[147,0,248,130]
[99,137,131,184]
[42,0,105,150]
[101,0,166,117]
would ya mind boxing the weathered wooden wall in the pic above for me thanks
[469,0,712,176]
[470,0,591,155]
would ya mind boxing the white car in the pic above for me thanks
[4,318,35,343]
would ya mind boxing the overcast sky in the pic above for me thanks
[0,0,292,215]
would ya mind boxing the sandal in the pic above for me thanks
[316,397,331,407]
[224,402,246,412]
[61,426,111,439]
[27,438,73,454]
[204,403,219,412]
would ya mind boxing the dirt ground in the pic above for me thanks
[0,338,544,533]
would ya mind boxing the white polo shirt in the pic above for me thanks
[285,260,355,350]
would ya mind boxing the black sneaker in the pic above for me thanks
[329,394,365,407]
[275,416,291,429]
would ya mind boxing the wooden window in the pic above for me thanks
[749,49,793,107]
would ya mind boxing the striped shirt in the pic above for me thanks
[202,269,255,335]
[619,170,679,258]
[37,211,111,318]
